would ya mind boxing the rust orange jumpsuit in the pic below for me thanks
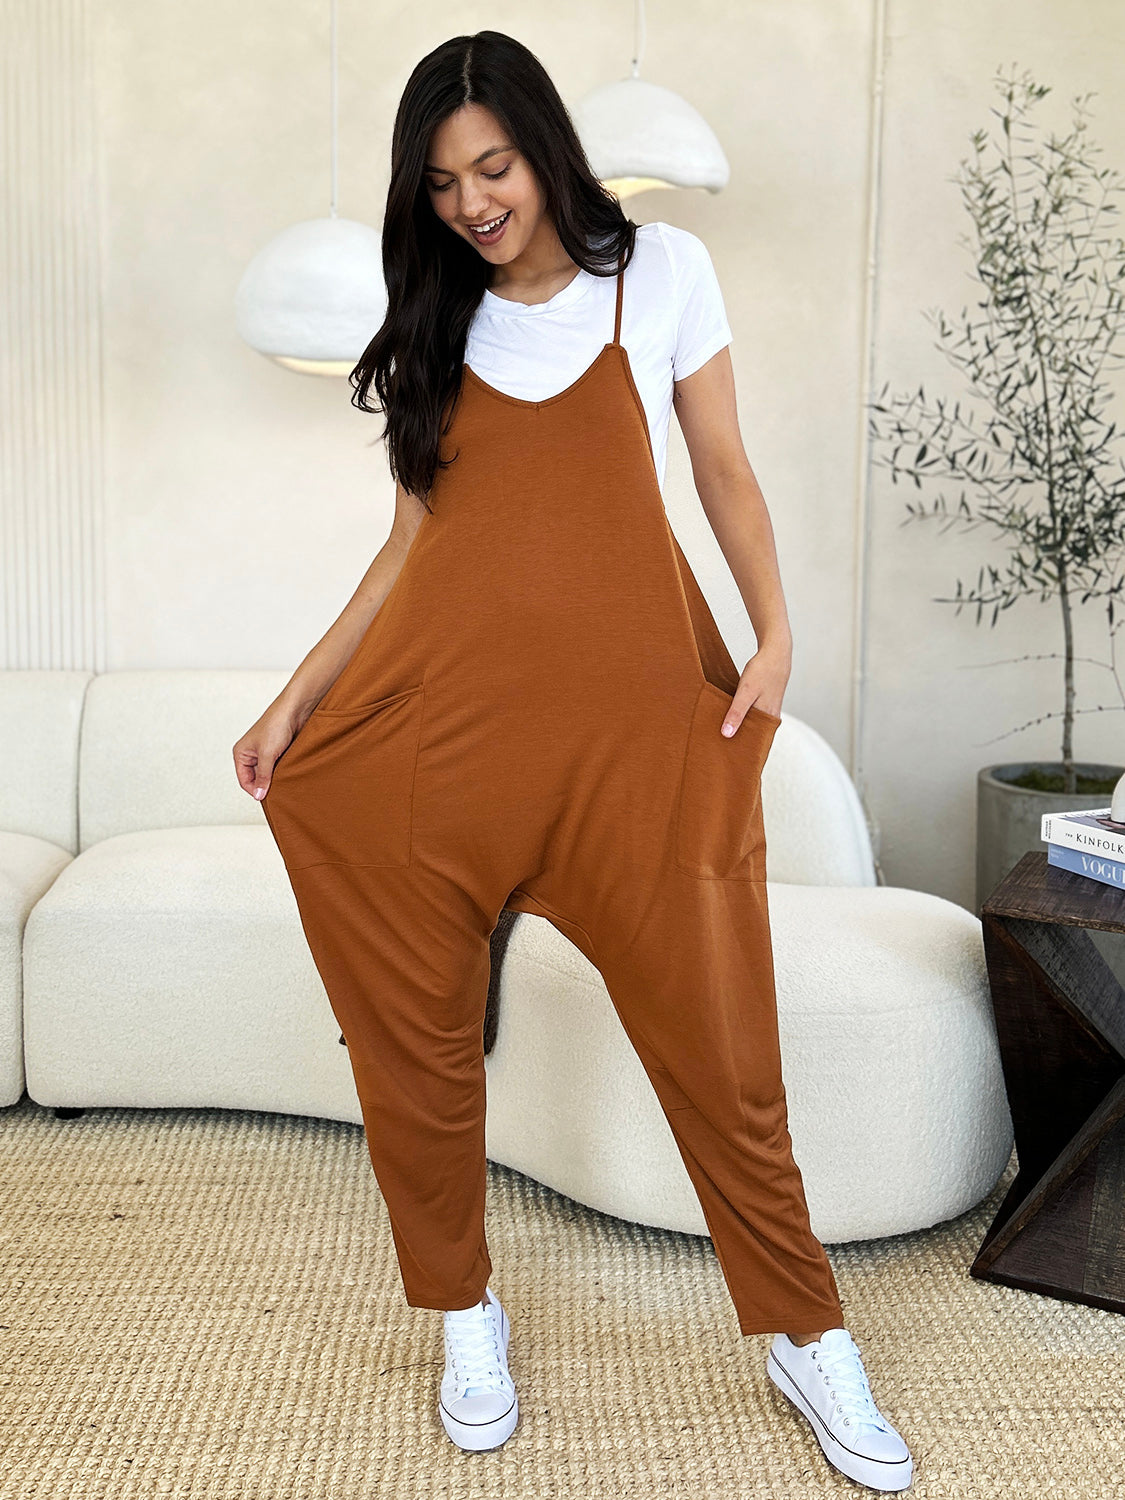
[261,256,845,1336]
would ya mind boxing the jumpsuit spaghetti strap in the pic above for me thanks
[261,254,845,1337]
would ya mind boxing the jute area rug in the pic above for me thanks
[0,1093,1121,1499]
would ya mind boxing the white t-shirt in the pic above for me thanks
[465,221,733,496]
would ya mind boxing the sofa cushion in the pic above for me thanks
[0,670,90,853]
[0,830,72,1103]
[760,715,878,887]
[22,825,356,1116]
[78,669,292,849]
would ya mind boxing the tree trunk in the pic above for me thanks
[1060,566,1075,796]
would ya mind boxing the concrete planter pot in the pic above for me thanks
[976,761,1125,913]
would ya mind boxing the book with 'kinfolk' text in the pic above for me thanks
[1040,807,1125,859]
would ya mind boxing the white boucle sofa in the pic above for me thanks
[2,668,1013,1244]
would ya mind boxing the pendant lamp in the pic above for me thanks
[573,0,729,199]
[235,0,384,376]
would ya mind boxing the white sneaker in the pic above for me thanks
[766,1327,913,1492]
[438,1287,519,1451]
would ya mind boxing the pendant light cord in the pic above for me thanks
[631,0,646,78]
[329,0,338,218]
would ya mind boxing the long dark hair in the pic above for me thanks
[350,31,638,508]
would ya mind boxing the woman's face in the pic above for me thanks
[424,103,547,263]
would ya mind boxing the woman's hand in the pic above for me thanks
[721,639,792,737]
[233,702,305,801]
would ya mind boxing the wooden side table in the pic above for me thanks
[970,849,1125,1314]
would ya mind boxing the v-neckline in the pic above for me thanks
[462,342,619,411]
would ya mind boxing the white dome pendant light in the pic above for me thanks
[235,0,384,376]
[573,0,730,199]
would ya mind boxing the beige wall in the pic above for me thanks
[8,0,1125,910]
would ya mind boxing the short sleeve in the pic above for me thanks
[658,223,733,381]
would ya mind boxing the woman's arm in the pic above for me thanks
[233,479,428,798]
[672,346,793,734]
[273,479,430,726]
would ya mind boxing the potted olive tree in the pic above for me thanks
[868,66,1125,909]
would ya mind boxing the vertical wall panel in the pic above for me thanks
[1,0,105,670]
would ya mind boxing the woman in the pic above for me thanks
[233,30,913,1493]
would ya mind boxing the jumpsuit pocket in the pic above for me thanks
[264,682,425,871]
[673,680,780,882]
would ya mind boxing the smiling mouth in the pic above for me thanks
[467,211,511,236]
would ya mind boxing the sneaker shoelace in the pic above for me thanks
[812,1341,889,1433]
[446,1312,509,1398]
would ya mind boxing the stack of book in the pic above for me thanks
[1041,808,1125,892]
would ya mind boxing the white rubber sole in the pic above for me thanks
[766,1350,913,1492]
[438,1298,519,1452]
